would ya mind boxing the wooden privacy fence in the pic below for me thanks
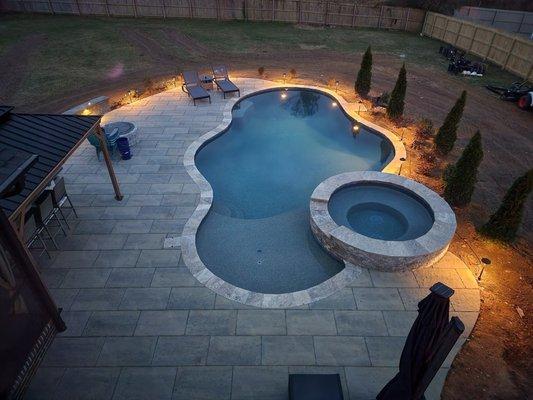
[423,12,533,81]
[1,0,425,32]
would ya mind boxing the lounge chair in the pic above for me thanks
[182,71,211,105]
[212,65,240,99]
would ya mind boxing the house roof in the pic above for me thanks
[0,107,100,217]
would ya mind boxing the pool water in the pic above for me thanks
[195,89,394,293]
[328,183,434,241]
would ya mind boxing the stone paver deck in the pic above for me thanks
[27,79,479,400]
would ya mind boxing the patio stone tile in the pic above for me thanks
[40,268,68,288]
[119,288,171,310]
[308,288,356,310]
[186,310,236,335]
[54,367,120,400]
[214,295,255,309]
[43,337,105,367]
[126,194,164,206]
[83,311,140,336]
[75,220,116,234]
[58,234,128,251]
[207,336,261,365]
[314,336,370,366]
[286,310,337,335]
[101,206,141,220]
[135,310,189,336]
[91,194,132,206]
[25,367,64,400]
[425,368,449,400]
[106,268,155,287]
[365,336,406,367]
[61,268,111,288]
[168,287,216,309]
[151,268,199,287]
[383,311,418,336]
[136,174,172,184]
[334,311,388,336]
[414,268,465,288]
[451,311,479,338]
[51,250,99,267]
[58,311,91,337]
[150,183,184,194]
[136,249,181,267]
[261,336,315,365]
[456,268,479,289]
[231,366,288,400]
[150,219,187,234]
[113,367,176,400]
[353,288,404,311]
[398,288,430,310]
[163,193,198,205]
[451,289,481,312]
[138,206,176,219]
[98,337,157,366]
[174,206,195,219]
[123,233,166,250]
[236,310,286,335]
[152,336,210,365]
[346,268,373,287]
[94,250,141,267]
[173,366,232,400]
[71,289,125,311]
[49,288,79,310]
[112,220,154,234]
[369,270,419,287]
[345,366,397,400]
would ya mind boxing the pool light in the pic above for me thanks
[332,101,337,107]
[281,92,287,99]
[352,124,360,134]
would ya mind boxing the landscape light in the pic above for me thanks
[335,80,339,92]
[283,73,287,83]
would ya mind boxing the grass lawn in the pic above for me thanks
[0,13,524,107]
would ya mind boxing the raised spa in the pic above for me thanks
[310,172,456,272]
[194,89,395,293]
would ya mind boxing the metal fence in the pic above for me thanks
[0,0,425,32]
[423,12,533,81]
[455,6,533,38]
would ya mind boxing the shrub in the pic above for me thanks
[435,90,467,154]
[289,68,297,79]
[480,169,533,241]
[416,118,434,138]
[258,66,265,76]
[355,46,372,97]
[443,131,483,206]
[387,64,407,119]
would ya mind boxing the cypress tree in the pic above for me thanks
[480,169,533,241]
[435,90,467,155]
[355,46,372,97]
[443,131,483,207]
[387,63,407,119]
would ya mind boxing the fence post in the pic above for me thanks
[484,31,496,61]
[46,0,54,14]
[351,3,356,27]
[132,0,138,17]
[271,0,275,22]
[323,2,328,26]
[74,0,81,15]
[188,0,193,18]
[468,26,478,52]
[404,8,410,31]
[297,0,301,24]
[161,0,166,18]
[215,0,220,20]
[503,38,518,69]
[377,5,384,28]
[104,0,110,16]
[421,11,429,36]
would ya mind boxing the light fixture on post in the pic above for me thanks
[335,80,339,92]
[283,73,287,84]
[478,257,491,281]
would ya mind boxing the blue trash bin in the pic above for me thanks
[116,137,132,160]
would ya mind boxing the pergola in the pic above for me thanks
[0,105,122,235]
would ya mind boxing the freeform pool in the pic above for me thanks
[194,89,394,293]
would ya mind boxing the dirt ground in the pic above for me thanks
[3,24,532,399]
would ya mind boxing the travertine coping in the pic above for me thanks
[181,82,407,308]
[310,171,457,272]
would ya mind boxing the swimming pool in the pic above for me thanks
[194,89,394,293]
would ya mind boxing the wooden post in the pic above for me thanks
[104,0,110,16]
[351,3,357,27]
[421,11,429,36]
[132,0,138,18]
[503,38,518,69]
[271,0,275,22]
[324,1,328,26]
[95,125,123,201]
[404,8,410,31]
[484,31,496,61]
[215,0,219,20]
[162,0,166,18]
[468,26,478,52]
[74,0,81,15]
[297,0,301,24]
[47,0,54,14]
[188,0,193,18]
[443,17,450,42]
[377,5,384,28]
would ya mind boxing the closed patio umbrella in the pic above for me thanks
[377,282,456,400]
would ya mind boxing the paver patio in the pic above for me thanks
[27,79,480,400]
